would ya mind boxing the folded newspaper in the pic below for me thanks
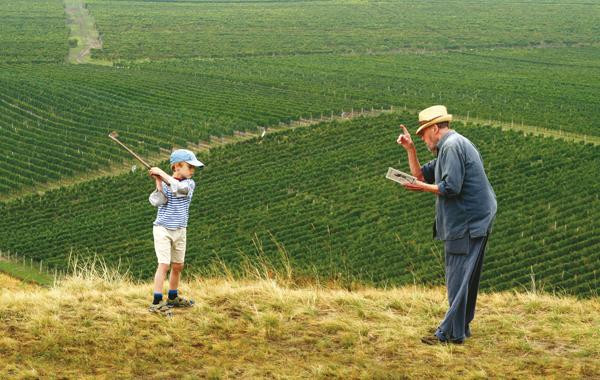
[386,167,417,185]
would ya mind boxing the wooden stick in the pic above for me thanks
[108,132,152,169]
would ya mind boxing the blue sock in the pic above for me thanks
[168,289,178,300]
[153,292,163,305]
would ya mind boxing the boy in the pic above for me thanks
[147,149,204,313]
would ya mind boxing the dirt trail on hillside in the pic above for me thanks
[65,0,102,64]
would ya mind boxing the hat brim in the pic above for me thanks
[416,115,452,135]
[185,159,205,168]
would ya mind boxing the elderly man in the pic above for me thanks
[397,105,497,344]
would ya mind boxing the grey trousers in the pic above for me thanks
[437,235,488,341]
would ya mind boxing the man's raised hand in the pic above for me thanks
[396,125,414,150]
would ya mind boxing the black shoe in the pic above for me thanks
[166,295,195,308]
[421,335,464,345]
[421,335,447,345]
[422,330,464,345]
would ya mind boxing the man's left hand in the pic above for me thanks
[403,180,426,192]
[403,180,440,195]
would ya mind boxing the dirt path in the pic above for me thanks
[65,0,103,64]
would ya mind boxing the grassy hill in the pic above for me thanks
[1,2,599,375]
[0,257,54,287]
[0,271,598,378]
[1,113,598,296]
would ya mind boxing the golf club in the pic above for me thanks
[108,131,152,170]
[108,131,170,186]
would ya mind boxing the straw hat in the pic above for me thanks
[416,105,453,135]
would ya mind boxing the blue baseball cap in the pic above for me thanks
[170,149,204,168]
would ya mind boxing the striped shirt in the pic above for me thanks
[153,178,195,229]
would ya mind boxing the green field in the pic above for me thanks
[87,0,600,61]
[0,253,54,286]
[1,0,599,197]
[134,47,600,136]
[2,46,599,196]
[0,0,599,299]
[0,0,68,63]
[1,114,598,296]
[0,62,361,196]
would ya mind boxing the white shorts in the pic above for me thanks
[153,225,187,264]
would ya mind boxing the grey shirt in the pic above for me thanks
[421,131,497,241]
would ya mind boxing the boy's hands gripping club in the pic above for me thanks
[148,166,167,182]
[149,168,165,193]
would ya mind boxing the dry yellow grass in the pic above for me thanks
[0,273,39,292]
[1,272,598,379]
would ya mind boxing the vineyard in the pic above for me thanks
[131,47,600,136]
[1,114,598,296]
[1,0,599,301]
[0,62,359,196]
[85,0,600,61]
[0,0,68,63]
[2,45,599,196]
